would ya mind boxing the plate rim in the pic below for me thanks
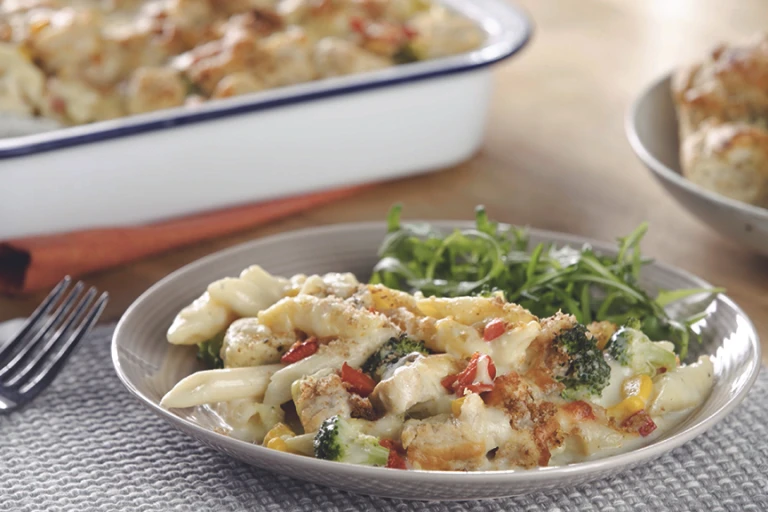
[111,220,762,489]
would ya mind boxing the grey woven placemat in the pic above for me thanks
[1,325,766,512]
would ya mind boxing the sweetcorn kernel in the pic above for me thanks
[451,397,466,417]
[621,375,653,402]
[263,422,295,447]
[607,395,646,423]
[266,437,290,452]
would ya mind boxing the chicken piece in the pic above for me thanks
[221,317,297,368]
[39,76,124,125]
[258,27,316,87]
[483,372,565,467]
[313,37,390,78]
[174,27,269,94]
[483,372,535,422]
[291,369,353,432]
[681,120,768,207]
[24,7,104,76]
[554,414,624,461]
[370,354,463,415]
[587,320,618,350]
[212,71,265,98]
[0,42,45,116]
[401,394,511,471]
[125,66,186,114]
[402,415,486,471]
[407,6,484,60]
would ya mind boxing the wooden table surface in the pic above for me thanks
[2,0,767,362]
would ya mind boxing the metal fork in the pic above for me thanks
[0,276,108,412]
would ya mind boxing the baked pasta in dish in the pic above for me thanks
[0,0,483,127]
[672,34,768,208]
[161,265,715,471]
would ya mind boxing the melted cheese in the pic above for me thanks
[591,358,634,409]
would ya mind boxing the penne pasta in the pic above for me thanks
[160,365,282,409]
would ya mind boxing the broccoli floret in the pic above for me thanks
[607,323,677,376]
[361,335,430,381]
[313,415,390,466]
[555,324,611,400]
[196,332,224,369]
[393,43,421,64]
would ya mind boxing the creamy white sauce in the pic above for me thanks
[591,358,633,408]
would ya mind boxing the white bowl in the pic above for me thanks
[0,0,531,240]
[112,221,761,501]
[626,74,768,255]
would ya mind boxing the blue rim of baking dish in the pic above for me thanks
[0,0,532,160]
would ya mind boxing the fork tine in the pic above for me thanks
[0,280,85,379]
[4,286,95,388]
[0,276,71,362]
[21,292,108,399]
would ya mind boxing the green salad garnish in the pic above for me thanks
[370,205,723,360]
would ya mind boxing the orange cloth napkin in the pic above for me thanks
[0,186,365,295]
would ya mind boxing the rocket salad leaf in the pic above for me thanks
[369,205,724,360]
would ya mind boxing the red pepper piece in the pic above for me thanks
[380,439,407,470]
[280,337,319,364]
[445,353,496,396]
[340,362,376,397]
[483,319,507,341]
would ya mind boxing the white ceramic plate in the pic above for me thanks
[112,222,761,501]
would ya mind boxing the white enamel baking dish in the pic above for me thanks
[0,0,531,239]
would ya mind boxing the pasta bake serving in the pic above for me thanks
[0,0,483,127]
[160,208,717,471]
